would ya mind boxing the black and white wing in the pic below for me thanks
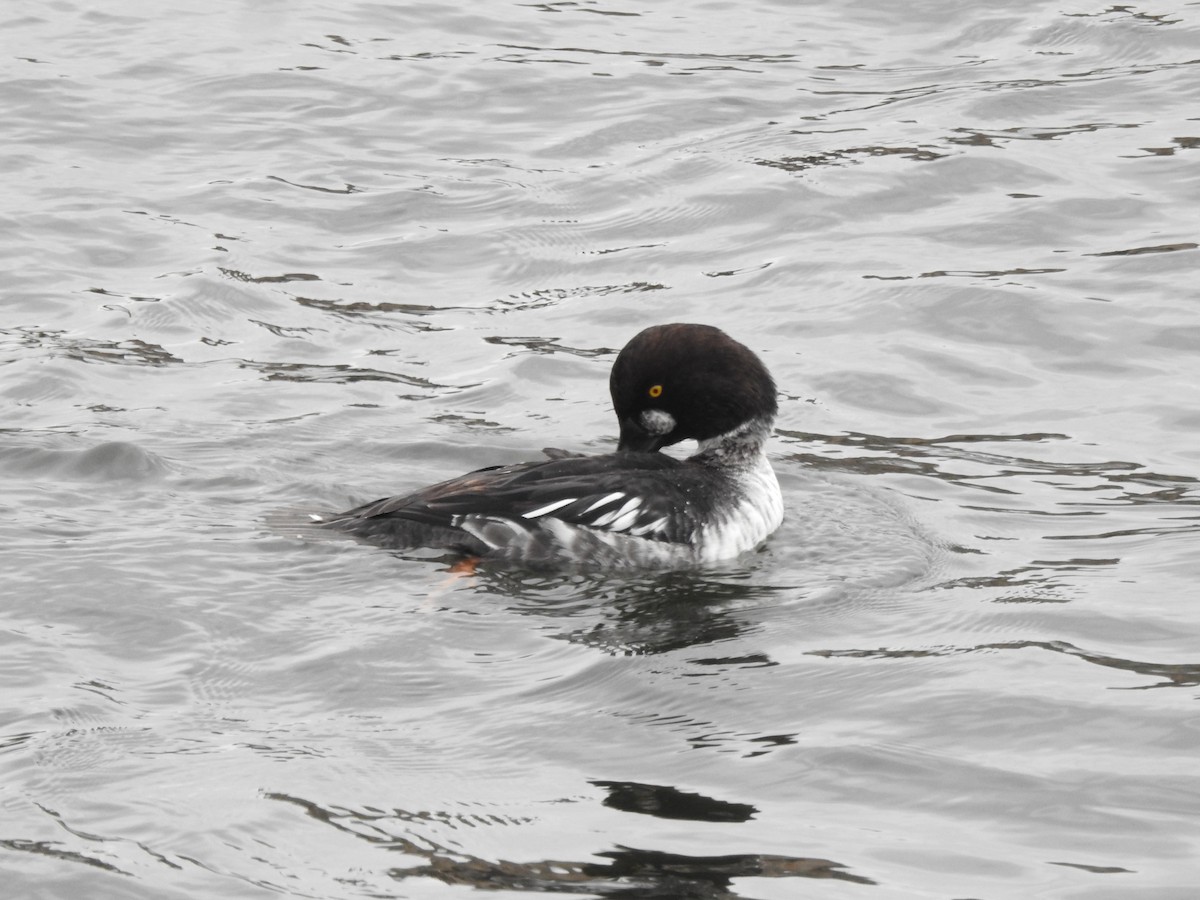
[322,452,711,561]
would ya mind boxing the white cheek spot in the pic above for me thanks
[522,497,576,519]
[640,408,675,436]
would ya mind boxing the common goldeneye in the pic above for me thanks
[317,323,783,568]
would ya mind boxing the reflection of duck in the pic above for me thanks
[267,790,876,892]
[317,323,783,567]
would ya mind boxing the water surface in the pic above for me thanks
[3,1,1200,897]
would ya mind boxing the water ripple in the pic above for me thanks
[5,0,1200,896]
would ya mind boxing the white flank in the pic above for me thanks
[696,454,784,562]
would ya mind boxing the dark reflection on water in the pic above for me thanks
[267,792,875,897]
[784,430,1200,523]
[783,429,1088,480]
[470,568,788,656]
[812,639,1200,689]
[241,358,446,386]
[392,845,876,897]
[484,334,617,357]
[8,331,184,368]
[593,781,756,823]
[933,558,1119,602]
[756,143,948,173]
[292,293,478,322]
[0,837,128,877]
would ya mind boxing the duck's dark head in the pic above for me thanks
[609,323,777,453]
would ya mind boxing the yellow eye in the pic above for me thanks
[648,384,663,398]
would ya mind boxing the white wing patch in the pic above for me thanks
[466,489,675,552]
[589,497,640,528]
[603,498,643,532]
[519,492,667,539]
[583,492,625,515]
[522,497,576,519]
[629,516,668,537]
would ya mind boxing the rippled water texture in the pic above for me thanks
[3,1,1200,897]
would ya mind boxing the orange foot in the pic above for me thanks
[447,556,481,577]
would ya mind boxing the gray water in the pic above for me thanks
[3,1,1200,897]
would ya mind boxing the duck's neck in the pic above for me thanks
[692,415,774,465]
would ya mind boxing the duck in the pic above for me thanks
[315,323,783,568]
